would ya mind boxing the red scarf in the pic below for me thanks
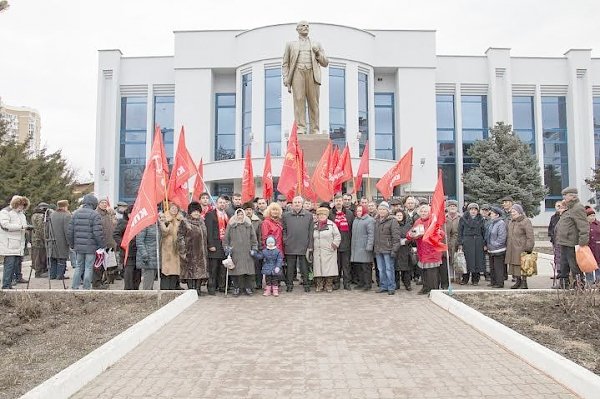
[334,210,349,232]
[200,204,214,220]
[217,210,228,240]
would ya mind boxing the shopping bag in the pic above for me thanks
[104,250,118,268]
[576,246,599,273]
[520,252,538,277]
[453,251,467,274]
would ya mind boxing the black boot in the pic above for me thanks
[521,277,528,289]
[232,287,240,296]
[510,277,522,289]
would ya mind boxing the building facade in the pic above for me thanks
[95,23,600,225]
[0,98,41,154]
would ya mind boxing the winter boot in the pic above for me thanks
[263,285,272,296]
[272,285,279,297]
[510,277,522,289]
[520,277,528,289]
[325,277,334,293]
[316,278,324,292]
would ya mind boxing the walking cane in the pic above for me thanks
[225,266,229,297]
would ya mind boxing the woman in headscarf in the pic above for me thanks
[458,203,486,285]
[350,205,375,291]
[224,208,258,296]
[311,204,341,293]
[505,204,535,289]
[177,201,210,295]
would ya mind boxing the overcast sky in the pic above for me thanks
[1,0,599,181]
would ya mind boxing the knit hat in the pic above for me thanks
[378,201,390,211]
[188,201,202,214]
[511,204,525,215]
[561,187,578,195]
[56,200,69,208]
[490,206,504,217]
[480,203,491,210]
[467,203,479,211]
[447,200,459,207]
[586,207,596,216]
[266,236,276,246]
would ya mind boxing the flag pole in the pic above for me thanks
[444,221,453,296]
[155,221,162,304]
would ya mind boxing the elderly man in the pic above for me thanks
[555,187,589,288]
[282,21,329,135]
[282,196,314,292]
[329,194,354,290]
[499,196,514,222]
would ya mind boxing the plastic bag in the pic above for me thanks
[104,250,118,268]
[222,255,235,270]
[520,252,538,277]
[576,246,599,273]
[453,251,467,274]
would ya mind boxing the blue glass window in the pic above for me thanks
[265,68,282,156]
[329,67,346,148]
[374,93,395,160]
[542,96,568,209]
[153,96,174,165]
[436,95,457,199]
[594,97,600,166]
[241,73,252,156]
[119,97,147,203]
[461,95,488,173]
[214,182,234,197]
[512,96,536,154]
[215,93,236,161]
[358,72,369,155]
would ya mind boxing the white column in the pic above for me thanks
[145,87,154,156]
[368,68,376,159]
[345,62,359,155]
[455,85,464,206]
[485,48,512,125]
[533,84,545,212]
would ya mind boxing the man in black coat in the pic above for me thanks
[204,195,229,294]
[329,194,354,289]
[282,196,313,292]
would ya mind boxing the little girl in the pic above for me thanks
[255,236,284,296]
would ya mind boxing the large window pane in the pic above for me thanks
[119,97,147,203]
[265,68,282,156]
[217,107,235,134]
[154,96,174,164]
[215,93,236,161]
[594,97,600,166]
[374,93,395,160]
[358,72,369,155]
[542,96,568,208]
[242,73,252,156]
[329,67,346,146]
[437,95,457,198]
[461,95,488,183]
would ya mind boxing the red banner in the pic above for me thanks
[263,145,273,200]
[167,127,197,209]
[354,141,369,194]
[331,144,353,194]
[191,158,204,202]
[375,147,413,199]
[312,141,333,201]
[277,121,300,200]
[423,169,447,252]
[241,147,255,202]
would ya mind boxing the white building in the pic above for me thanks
[95,22,600,225]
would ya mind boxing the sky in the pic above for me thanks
[1,0,599,181]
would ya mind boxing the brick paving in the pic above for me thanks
[71,288,576,398]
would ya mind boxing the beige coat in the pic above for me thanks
[312,220,341,277]
[505,215,535,265]
[159,212,183,276]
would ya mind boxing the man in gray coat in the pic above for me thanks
[555,187,589,288]
[48,200,72,280]
[282,196,314,292]
[68,194,105,290]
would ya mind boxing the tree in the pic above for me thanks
[0,1,9,13]
[462,122,546,217]
[0,109,79,211]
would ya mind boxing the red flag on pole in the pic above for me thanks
[331,144,353,194]
[312,141,333,202]
[167,127,197,210]
[354,141,369,194]
[423,169,448,252]
[298,148,317,202]
[241,147,255,202]
[277,121,300,200]
[120,157,160,261]
[191,158,204,202]
[263,145,273,201]
[152,126,170,203]
[375,147,413,199]
[327,145,340,194]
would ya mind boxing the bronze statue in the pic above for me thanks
[282,21,329,134]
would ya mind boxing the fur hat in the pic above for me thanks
[378,201,390,211]
[56,200,69,208]
[511,204,525,215]
[467,203,479,211]
[447,200,459,207]
[9,195,30,210]
[187,201,202,214]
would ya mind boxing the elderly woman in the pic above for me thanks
[505,204,535,289]
[224,208,258,296]
[310,204,341,293]
[458,203,486,285]
[114,205,140,290]
[0,195,30,289]
[350,205,375,291]
[136,224,158,290]
[585,207,600,283]
[373,201,401,295]
[485,206,507,288]
[407,205,445,295]
[159,203,184,290]
[177,201,210,295]
[394,210,413,291]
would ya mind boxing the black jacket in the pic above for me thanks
[329,207,354,252]
[67,194,105,254]
[204,209,226,259]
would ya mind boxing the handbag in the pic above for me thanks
[520,252,538,277]
[104,250,118,268]
[576,246,599,273]
[453,250,467,274]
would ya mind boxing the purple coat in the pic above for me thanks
[588,221,600,264]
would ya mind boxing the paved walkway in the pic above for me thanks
[72,289,575,398]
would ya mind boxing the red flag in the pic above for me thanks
[120,158,160,262]
[263,145,273,200]
[167,127,197,209]
[375,147,413,199]
[331,144,353,194]
[298,148,317,202]
[241,147,255,202]
[151,126,170,203]
[191,158,204,202]
[423,169,447,252]
[354,141,370,194]
[327,145,340,194]
[277,121,300,200]
[312,141,333,201]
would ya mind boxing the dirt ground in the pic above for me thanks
[0,291,179,399]
[457,291,600,375]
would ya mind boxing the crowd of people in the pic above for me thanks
[0,185,597,293]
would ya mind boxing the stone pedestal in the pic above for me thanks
[298,134,330,176]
